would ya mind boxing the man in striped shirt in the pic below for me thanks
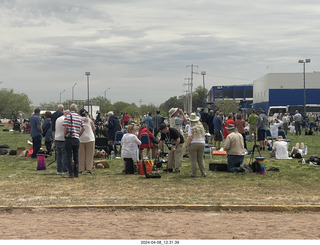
[63,104,85,178]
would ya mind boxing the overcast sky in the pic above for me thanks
[1,0,320,107]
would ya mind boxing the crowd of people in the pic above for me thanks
[27,103,318,177]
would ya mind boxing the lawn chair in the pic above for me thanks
[12,121,21,133]
[113,131,123,155]
[139,133,152,160]
[95,137,109,157]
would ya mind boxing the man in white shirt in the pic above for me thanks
[270,118,283,139]
[54,110,69,174]
[272,136,290,159]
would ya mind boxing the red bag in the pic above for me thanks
[26,146,33,157]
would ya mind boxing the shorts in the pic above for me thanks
[214,130,223,141]
[257,128,266,141]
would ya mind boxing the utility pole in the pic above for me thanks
[186,64,198,113]
[184,78,191,113]
[138,99,143,107]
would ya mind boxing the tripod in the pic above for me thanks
[249,137,261,165]
[46,147,56,167]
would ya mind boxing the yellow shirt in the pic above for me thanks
[223,132,245,155]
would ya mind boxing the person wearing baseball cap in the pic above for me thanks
[223,124,246,173]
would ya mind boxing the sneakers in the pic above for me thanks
[56,171,62,175]
[87,171,92,175]
[174,169,180,174]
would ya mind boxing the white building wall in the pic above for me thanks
[253,72,320,104]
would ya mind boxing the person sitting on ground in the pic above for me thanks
[137,124,157,159]
[271,136,290,159]
[223,124,246,173]
[121,125,141,174]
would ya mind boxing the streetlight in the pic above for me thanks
[201,71,206,106]
[59,90,65,103]
[298,59,311,116]
[104,87,111,113]
[72,82,77,103]
[85,72,90,116]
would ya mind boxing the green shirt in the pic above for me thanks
[248,113,258,126]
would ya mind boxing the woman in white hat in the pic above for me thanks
[168,108,187,135]
[185,113,207,177]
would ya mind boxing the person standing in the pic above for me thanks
[42,111,53,155]
[55,110,69,175]
[206,110,215,144]
[106,111,121,143]
[152,110,164,138]
[281,113,289,135]
[270,118,283,139]
[123,112,130,126]
[256,108,267,150]
[63,104,85,178]
[158,123,184,173]
[144,112,153,133]
[79,109,96,175]
[294,110,302,136]
[248,109,258,141]
[223,124,246,173]
[185,113,207,178]
[30,108,43,159]
[212,111,224,150]
[235,113,247,150]
[121,125,141,174]
[168,108,187,135]
[224,113,235,139]
[51,104,64,137]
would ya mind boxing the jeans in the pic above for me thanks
[65,137,80,176]
[295,121,301,135]
[227,155,244,173]
[31,135,42,158]
[55,140,68,173]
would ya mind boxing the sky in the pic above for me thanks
[1,0,320,108]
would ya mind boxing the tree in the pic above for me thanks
[191,85,208,112]
[214,100,239,116]
[159,96,184,115]
[0,88,32,119]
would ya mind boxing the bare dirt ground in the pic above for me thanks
[0,208,319,240]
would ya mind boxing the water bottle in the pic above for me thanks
[111,151,115,160]
[305,145,308,155]
[302,158,306,164]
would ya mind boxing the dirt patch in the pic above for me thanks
[0,209,319,240]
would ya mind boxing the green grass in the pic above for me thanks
[0,124,319,207]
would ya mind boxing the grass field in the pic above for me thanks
[0,123,319,208]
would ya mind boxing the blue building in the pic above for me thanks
[207,84,253,110]
[253,72,320,114]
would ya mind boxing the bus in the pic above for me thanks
[287,104,320,116]
[268,104,320,117]
[267,106,287,117]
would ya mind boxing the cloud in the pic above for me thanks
[1,0,320,108]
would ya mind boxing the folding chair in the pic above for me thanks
[113,131,123,155]
[95,137,109,157]
[266,129,273,140]
[139,133,152,160]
